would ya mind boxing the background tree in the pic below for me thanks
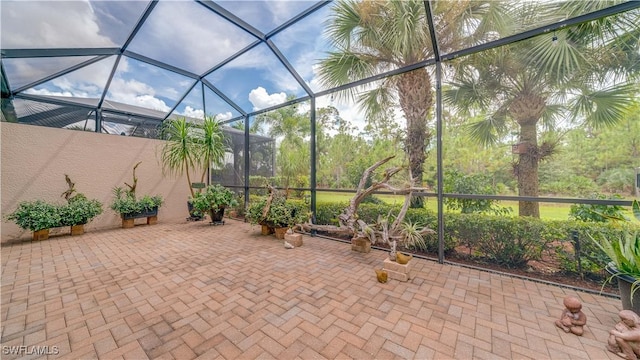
[255,101,310,190]
[318,0,508,208]
[445,2,639,217]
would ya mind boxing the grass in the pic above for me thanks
[315,191,574,220]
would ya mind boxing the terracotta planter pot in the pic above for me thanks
[261,224,274,235]
[122,218,135,229]
[274,227,288,240]
[70,224,85,236]
[32,229,50,241]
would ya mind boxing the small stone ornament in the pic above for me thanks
[284,241,294,249]
[396,252,412,265]
[555,296,587,336]
[606,310,640,360]
[375,268,388,283]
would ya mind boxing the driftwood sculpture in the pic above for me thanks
[61,174,76,202]
[125,161,142,197]
[299,155,434,247]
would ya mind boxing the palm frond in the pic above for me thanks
[463,115,506,147]
[571,83,636,129]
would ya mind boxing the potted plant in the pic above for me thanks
[6,200,61,240]
[59,194,103,235]
[59,175,103,235]
[190,184,238,224]
[111,188,163,228]
[247,193,308,239]
[160,116,228,220]
[590,199,640,314]
[110,162,163,228]
[246,196,273,234]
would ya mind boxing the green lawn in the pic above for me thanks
[315,191,573,220]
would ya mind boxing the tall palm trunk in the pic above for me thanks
[511,93,545,218]
[396,69,433,208]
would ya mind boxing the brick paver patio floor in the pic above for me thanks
[1,219,626,359]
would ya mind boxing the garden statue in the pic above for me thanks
[555,296,587,336]
[606,310,640,360]
[375,269,388,283]
[396,252,413,265]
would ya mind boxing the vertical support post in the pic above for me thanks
[310,96,317,234]
[95,108,102,133]
[244,114,250,219]
[435,61,444,264]
[572,230,583,280]
[635,168,640,198]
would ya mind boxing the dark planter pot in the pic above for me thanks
[121,207,159,228]
[187,201,204,221]
[209,207,225,224]
[606,263,640,315]
[122,207,158,220]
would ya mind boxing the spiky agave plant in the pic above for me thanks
[589,200,640,303]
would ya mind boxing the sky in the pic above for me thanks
[0,0,372,130]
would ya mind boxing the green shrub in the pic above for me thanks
[246,195,308,228]
[59,195,103,226]
[569,193,626,222]
[110,187,163,216]
[6,200,62,231]
[312,200,637,273]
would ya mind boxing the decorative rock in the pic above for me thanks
[607,310,640,360]
[284,232,303,247]
[555,296,587,336]
[284,241,295,249]
[382,257,414,282]
[351,237,371,253]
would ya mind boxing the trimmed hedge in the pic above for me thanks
[314,201,637,273]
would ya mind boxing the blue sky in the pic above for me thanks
[1,0,356,123]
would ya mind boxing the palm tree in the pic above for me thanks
[445,2,640,217]
[317,0,509,208]
[161,117,199,197]
[197,116,228,184]
[160,116,228,198]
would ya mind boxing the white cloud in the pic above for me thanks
[126,1,256,74]
[249,87,287,111]
[1,1,115,48]
[216,112,233,121]
[107,77,170,112]
[181,106,204,120]
[23,88,74,97]
[130,95,170,113]
[177,107,233,122]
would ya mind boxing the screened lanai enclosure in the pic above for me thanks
[2,1,640,288]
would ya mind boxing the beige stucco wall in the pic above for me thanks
[1,122,191,243]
